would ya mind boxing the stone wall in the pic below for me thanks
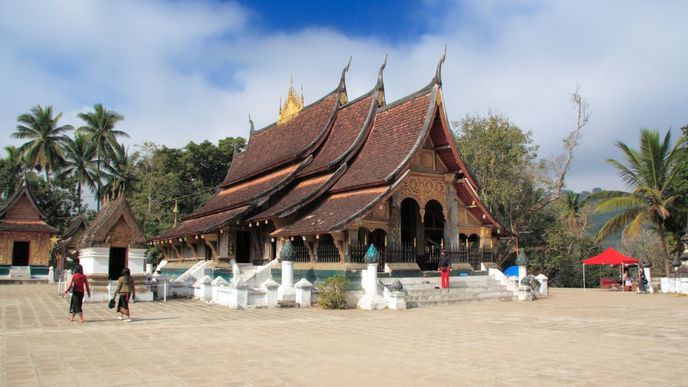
[0,231,52,265]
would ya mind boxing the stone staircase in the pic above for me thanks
[381,275,513,307]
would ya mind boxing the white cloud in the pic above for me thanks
[1,0,686,193]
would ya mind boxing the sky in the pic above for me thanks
[1,0,687,193]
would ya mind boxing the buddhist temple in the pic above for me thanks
[153,54,506,275]
[0,180,58,274]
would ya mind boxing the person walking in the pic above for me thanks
[64,265,91,323]
[439,249,451,289]
[112,268,136,322]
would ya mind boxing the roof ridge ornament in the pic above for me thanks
[338,56,352,105]
[376,54,387,106]
[434,44,447,85]
[278,76,305,124]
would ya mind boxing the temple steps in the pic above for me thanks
[384,275,514,307]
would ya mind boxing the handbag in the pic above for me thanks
[108,298,116,309]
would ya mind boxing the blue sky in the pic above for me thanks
[1,0,687,194]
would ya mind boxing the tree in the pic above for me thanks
[128,137,245,237]
[60,134,97,211]
[453,89,588,265]
[102,142,139,200]
[590,129,687,276]
[12,105,73,183]
[76,104,128,210]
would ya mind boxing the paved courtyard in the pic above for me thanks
[1,284,687,386]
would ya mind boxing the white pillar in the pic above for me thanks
[643,267,654,293]
[230,258,240,283]
[128,248,146,274]
[278,260,295,302]
[518,265,527,283]
[357,263,386,310]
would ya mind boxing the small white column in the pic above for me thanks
[230,258,240,283]
[48,266,55,283]
[262,279,279,308]
[357,263,386,310]
[535,274,548,297]
[199,275,213,301]
[643,267,654,293]
[278,260,295,302]
[294,278,313,307]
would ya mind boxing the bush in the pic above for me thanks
[317,275,349,309]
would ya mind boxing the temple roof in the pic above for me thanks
[0,179,57,234]
[298,93,375,177]
[248,173,334,223]
[77,194,146,248]
[221,92,339,187]
[157,205,248,240]
[271,187,388,237]
[193,164,299,218]
[332,86,435,192]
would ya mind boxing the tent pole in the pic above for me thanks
[583,264,586,290]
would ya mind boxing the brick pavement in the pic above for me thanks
[1,284,687,386]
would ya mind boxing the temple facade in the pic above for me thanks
[153,56,506,272]
[0,180,57,271]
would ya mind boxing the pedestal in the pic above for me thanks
[278,260,295,302]
[357,263,386,310]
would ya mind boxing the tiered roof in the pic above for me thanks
[77,194,146,248]
[0,180,57,234]
[154,54,504,242]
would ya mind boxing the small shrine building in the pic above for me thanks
[0,180,57,272]
[153,55,506,271]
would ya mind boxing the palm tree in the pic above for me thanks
[592,129,686,276]
[102,142,139,201]
[60,134,97,211]
[12,105,73,183]
[76,104,128,210]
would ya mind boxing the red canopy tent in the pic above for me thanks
[583,247,639,290]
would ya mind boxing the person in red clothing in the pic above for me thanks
[64,265,91,323]
[439,249,451,289]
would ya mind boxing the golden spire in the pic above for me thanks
[277,76,304,124]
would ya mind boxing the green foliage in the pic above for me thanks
[453,112,555,264]
[24,172,79,232]
[128,138,245,237]
[317,275,349,309]
[13,105,73,182]
[589,128,687,275]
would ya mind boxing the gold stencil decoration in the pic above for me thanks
[278,77,304,124]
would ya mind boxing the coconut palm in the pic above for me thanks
[102,142,139,201]
[60,134,98,211]
[12,105,73,183]
[76,104,128,210]
[591,129,686,276]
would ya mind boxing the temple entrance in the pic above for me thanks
[236,231,251,263]
[108,247,127,280]
[400,198,419,247]
[423,200,444,248]
[12,241,30,266]
[371,229,387,252]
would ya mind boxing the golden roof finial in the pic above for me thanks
[278,76,304,124]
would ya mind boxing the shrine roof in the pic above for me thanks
[192,164,299,217]
[0,220,58,233]
[298,93,375,177]
[332,87,435,192]
[221,92,338,186]
[271,187,388,237]
[156,205,249,240]
[77,194,146,248]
